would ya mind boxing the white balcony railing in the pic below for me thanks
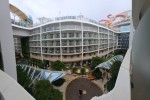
[0,70,35,100]
[92,48,131,100]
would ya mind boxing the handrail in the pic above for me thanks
[91,48,131,100]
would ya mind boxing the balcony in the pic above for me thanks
[62,34,67,38]
[55,50,60,54]
[69,34,75,38]
[49,50,54,53]
[55,43,60,46]
[62,50,67,53]
[76,42,81,45]
[69,42,74,46]
[49,35,53,39]
[83,49,88,52]
[54,34,60,38]
[76,34,80,38]
[76,49,81,53]
[62,42,68,46]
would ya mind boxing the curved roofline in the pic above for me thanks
[9,4,28,21]
[12,19,117,33]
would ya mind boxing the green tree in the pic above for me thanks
[81,68,85,75]
[107,77,116,91]
[51,60,65,71]
[17,65,31,88]
[39,61,45,69]
[107,61,122,91]
[110,61,122,78]
[21,37,30,58]
[91,56,104,70]
[114,49,127,56]
[92,68,102,79]
[34,80,62,100]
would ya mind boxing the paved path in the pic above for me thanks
[66,78,103,100]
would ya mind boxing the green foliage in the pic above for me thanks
[70,55,74,58]
[105,55,114,61]
[72,67,77,73]
[51,60,65,71]
[63,55,67,58]
[21,37,30,58]
[110,61,122,78]
[107,61,122,91]
[77,55,80,58]
[91,56,105,70]
[114,49,127,56]
[107,77,116,91]
[34,80,62,100]
[92,68,102,79]
[39,61,45,69]
[81,68,85,75]
[52,88,63,100]
[17,65,31,89]
[52,78,65,87]
[28,58,44,69]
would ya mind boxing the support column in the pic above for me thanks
[40,27,43,61]
[59,22,62,61]
[0,0,17,80]
[81,22,84,67]
[113,32,115,53]
[97,27,100,56]
[107,30,110,55]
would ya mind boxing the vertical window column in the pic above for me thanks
[81,22,83,66]
[40,27,43,61]
[59,22,62,61]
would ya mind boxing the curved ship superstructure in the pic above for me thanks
[11,16,117,65]
[10,4,120,65]
[28,18,117,65]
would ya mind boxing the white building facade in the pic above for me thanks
[12,17,118,65]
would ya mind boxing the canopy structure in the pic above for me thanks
[18,64,66,85]
[9,4,28,21]
[95,55,124,69]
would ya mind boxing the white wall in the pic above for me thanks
[0,0,17,80]
[132,7,150,100]
[12,27,30,36]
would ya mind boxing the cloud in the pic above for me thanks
[9,0,131,22]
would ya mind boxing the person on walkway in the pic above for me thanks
[79,89,83,96]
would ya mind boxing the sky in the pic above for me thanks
[9,0,131,23]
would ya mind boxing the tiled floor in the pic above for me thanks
[65,78,103,100]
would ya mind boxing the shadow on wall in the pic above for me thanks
[0,92,4,100]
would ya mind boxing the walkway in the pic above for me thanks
[66,78,103,100]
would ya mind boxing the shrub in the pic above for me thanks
[51,60,65,71]
[34,80,63,100]
[91,56,105,70]
[110,61,122,78]
[81,68,85,75]
[92,68,102,79]
[52,78,65,87]
[107,77,116,91]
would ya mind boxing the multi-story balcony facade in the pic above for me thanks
[27,20,117,64]
[10,15,118,64]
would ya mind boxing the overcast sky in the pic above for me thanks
[9,0,131,22]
